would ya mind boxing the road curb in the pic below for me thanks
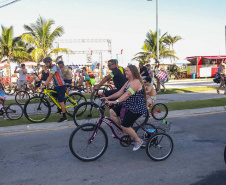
[0,106,226,135]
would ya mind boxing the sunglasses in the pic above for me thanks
[108,64,113,67]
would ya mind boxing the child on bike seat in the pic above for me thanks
[0,79,8,119]
[144,76,156,109]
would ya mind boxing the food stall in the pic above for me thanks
[185,56,226,78]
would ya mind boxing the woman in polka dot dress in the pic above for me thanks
[103,65,147,151]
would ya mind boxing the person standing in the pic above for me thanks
[146,64,155,85]
[14,64,28,100]
[82,67,93,94]
[41,66,49,88]
[43,57,67,122]
[57,61,73,95]
[217,60,226,94]
[102,65,107,78]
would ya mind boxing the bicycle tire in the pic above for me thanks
[6,103,23,120]
[151,103,168,120]
[73,102,101,126]
[65,92,87,117]
[24,97,51,123]
[146,133,173,161]
[15,91,30,105]
[69,123,108,162]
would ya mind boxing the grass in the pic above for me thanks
[157,86,218,95]
[165,98,226,111]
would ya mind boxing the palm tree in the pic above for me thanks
[164,34,182,50]
[132,52,150,64]
[21,16,69,64]
[140,30,178,63]
[0,25,31,76]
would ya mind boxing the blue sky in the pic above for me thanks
[1,0,226,65]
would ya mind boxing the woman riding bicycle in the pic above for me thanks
[28,71,41,94]
[103,65,147,151]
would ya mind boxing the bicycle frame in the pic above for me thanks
[88,106,152,144]
[42,89,78,109]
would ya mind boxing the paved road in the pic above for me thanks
[0,112,226,185]
[165,81,218,89]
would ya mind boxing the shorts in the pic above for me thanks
[52,85,66,103]
[64,79,72,88]
[112,104,142,128]
[147,96,156,104]
[18,80,27,89]
[85,81,91,86]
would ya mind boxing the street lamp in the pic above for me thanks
[147,0,159,61]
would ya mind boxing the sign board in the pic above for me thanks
[188,66,196,74]
[200,67,211,77]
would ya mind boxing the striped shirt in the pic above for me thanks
[50,65,65,87]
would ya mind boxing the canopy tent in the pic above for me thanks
[0,63,9,69]
[22,61,37,67]
[175,60,191,64]
[202,56,226,60]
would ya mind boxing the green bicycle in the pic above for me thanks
[24,88,86,123]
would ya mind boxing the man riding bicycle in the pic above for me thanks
[94,59,127,98]
[43,57,67,122]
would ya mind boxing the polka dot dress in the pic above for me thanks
[123,87,147,114]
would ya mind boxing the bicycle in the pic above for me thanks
[73,91,149,126]
[0,102,23,120]
[15,83,39,105]
[69,100,173,162]
[23,87,87,123]
[148,103,168,120]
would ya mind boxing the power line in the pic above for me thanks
[0,0,21,9]
[0,0,12,4]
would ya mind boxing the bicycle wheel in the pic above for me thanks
[6,103,23,120]
[146,133,173,161]
[24,97,51,123]
[151,103,168,120]
[73,102,101,126]
[65,92,87,117]
[15,91,30,105]
[69,123,108,162]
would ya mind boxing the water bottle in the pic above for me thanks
[146,129,156,133]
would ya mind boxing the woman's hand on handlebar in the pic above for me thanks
[106,100,117,106]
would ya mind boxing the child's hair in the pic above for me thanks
[145,76,152,83]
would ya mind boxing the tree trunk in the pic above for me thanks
[6,56,11,77]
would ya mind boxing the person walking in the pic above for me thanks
[146,64,155,85]
[217,60,226,94]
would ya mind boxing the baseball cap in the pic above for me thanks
[43,57,52,63]
[114,59,118,63]
[57,61,64,65]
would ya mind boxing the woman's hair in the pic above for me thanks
[127,65,147,104]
